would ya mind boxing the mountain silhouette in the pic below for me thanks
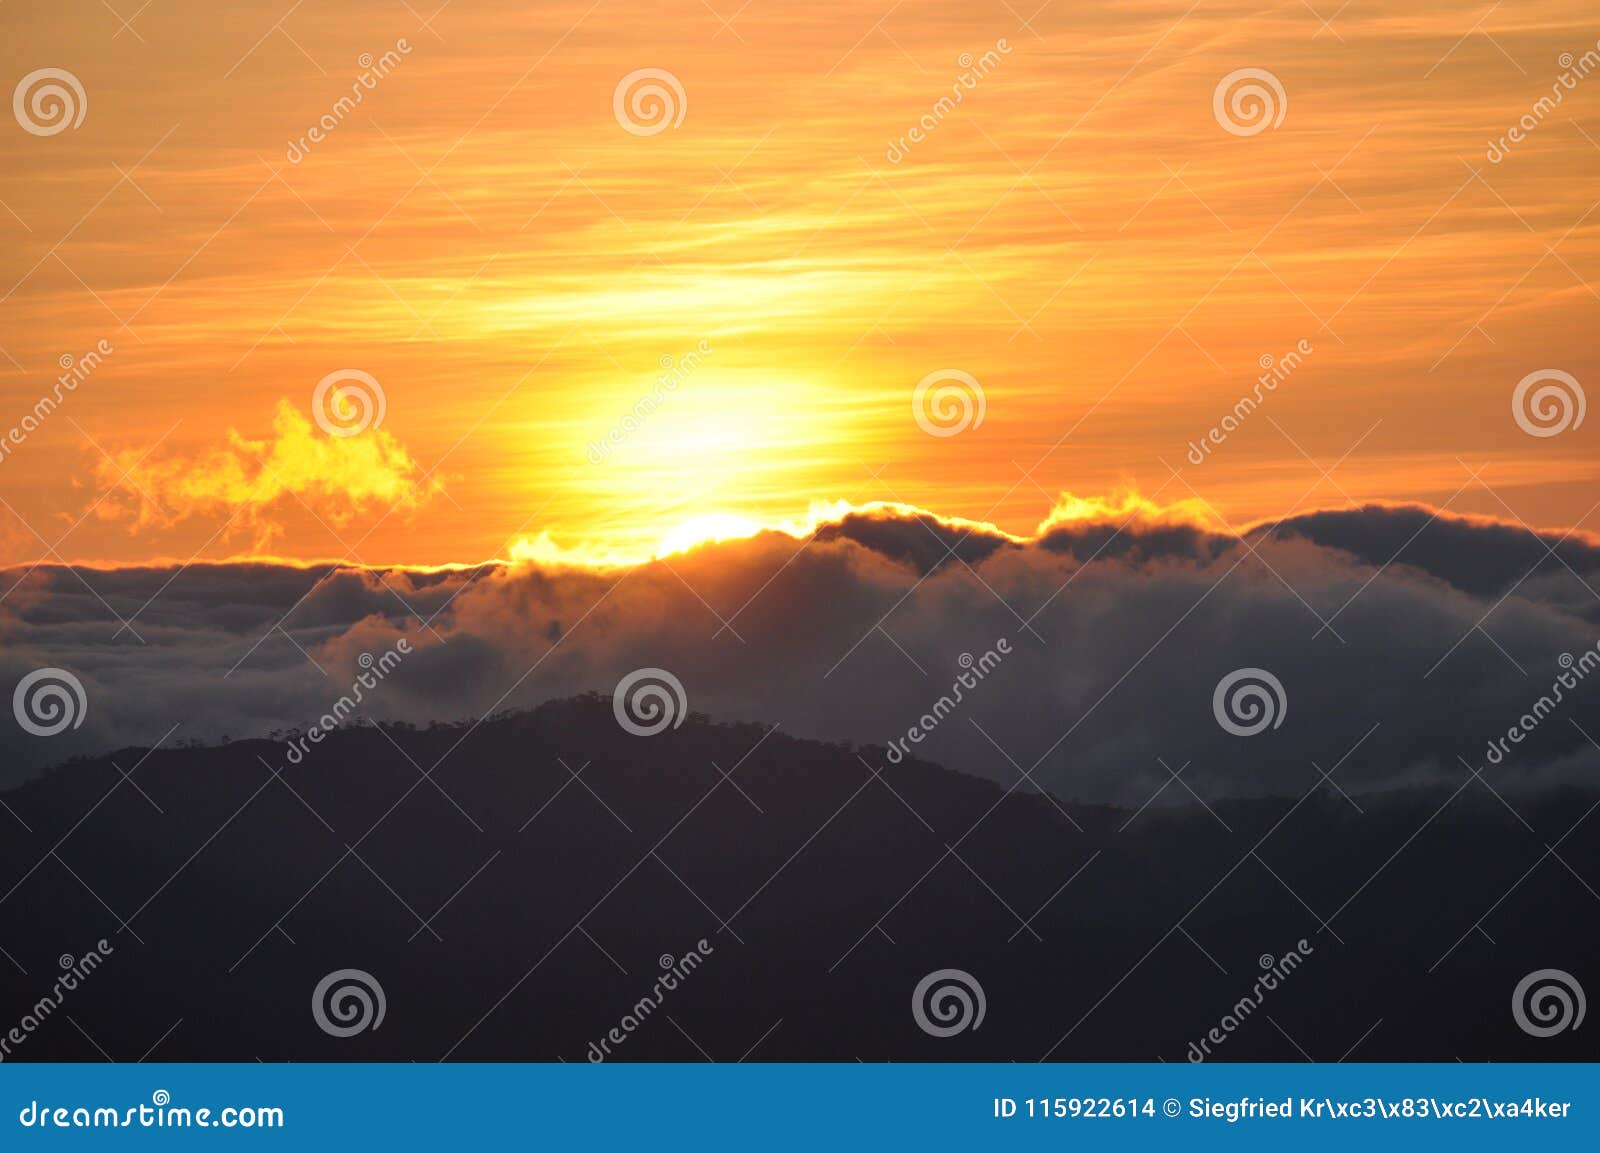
[0,695,1592,1061]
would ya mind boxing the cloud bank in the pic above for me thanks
[3,498,1598,802]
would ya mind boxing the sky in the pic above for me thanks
[2,0,1598,568]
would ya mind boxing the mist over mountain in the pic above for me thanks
[4,501,1598,802]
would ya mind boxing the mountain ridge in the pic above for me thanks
[0,696,1592,1061]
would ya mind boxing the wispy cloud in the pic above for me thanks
[89,400,440,549]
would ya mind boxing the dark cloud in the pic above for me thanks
[3,503,1597,802]
[811,509,1016,575]
[1257,504,1600,609]
[1038,519,1234,565]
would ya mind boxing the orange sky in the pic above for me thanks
[1,0,1597,568]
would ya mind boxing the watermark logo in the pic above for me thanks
[1488,45,1600,163]
[586,939,714,1061]
[1187,940,1314,1061]
[286,40,414,164]
[17,1090,282,1129]
[312,968,386,1037]
[0,940,114,1061]
[912,369,985,437]
[1485,645,1599,765]
[1513,968,1585,1038]
[13,668,87,737]
[13,68,86,136]
[1186,339,1312,464]
[1212,667,1286,736]
[587,339,712,463]
[613,68,686,136]
[886,640,1011,763]
[886,39,1013,164]
[281,640,412,765]
[0,340,114,468]
[1213,68,1286,137]
[1512,369,1584,438]
[912,968,986,1037]
[312,369,386,437]
[613,667,687,736]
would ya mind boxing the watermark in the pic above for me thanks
[1186,339,1312,464]
[1512,369,1584,438]
[586,939,714,1060]
[13,68,86,136]
[1485,644,1599,765]
[312,368,387,437]
[612,667,687,736]
[286,40,413,163]
[613,68,686,136]
[312,968,386,1037]
[18,1091,282,1129]
[912,968,986,1037]
[586,339,711,463]
[1488,45,1600,163]
[1186,939,1314,1061]
[1213,68,1286,136]
[885,639,1011,763]
[1512,969,1585,1037]
[886,39,1012,164]
[282,640,412,765]
[12,667,87,737]
[0,341,114,466]
[912,369,986,438]
[0,940,114,1061]
[1212,667,1287,737]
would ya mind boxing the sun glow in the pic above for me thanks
[508,495,1156,571]
[654,514,772,557]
